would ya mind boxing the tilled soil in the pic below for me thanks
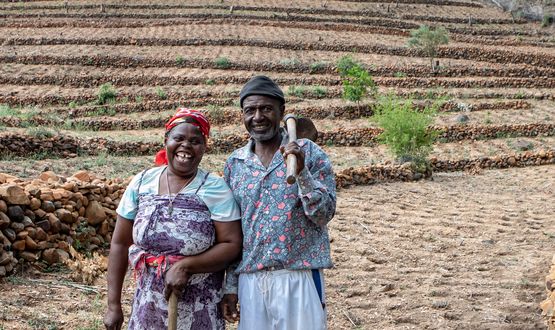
[0,165,553,329]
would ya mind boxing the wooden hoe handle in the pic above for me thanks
[168,292,178,330]
[284,114,298,184]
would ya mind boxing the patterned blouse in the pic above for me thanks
[224,129,336,293]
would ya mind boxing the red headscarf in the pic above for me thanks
[155,108,210,166]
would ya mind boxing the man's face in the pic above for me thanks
[242,95,284,142]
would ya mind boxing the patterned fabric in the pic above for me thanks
[117,168,238,330]
[117,167,240,223]
[223,128,336,294]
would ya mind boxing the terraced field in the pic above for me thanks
[0,0,554,329]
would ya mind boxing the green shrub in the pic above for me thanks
[0,104,20,117]
[394,71,407,78]
[279,58,300,67]
[27,127,55,139]
[155,87,167,100]
[97,83,117,104]
[205,79,216,85]
[337,55,376,102]
[407,25,449,71]
[372,94,439,170]
[313,85,327,98]
[310,61,327,73]
[176,55,184,65]
[542,13,554,27]
[135,95,144,103]
[214,57,231,69]
[68,101,78,109]
[287,85,306,98]
[205,104,225,124]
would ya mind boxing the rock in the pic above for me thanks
[55,208,75,224]
[453,114,470,124]
[47,214,61,234]
[41,201,56,213]
[58,241,70,252]
[35,220,50,232]
[508,156,517,166]
[43,248,70,265]
[39,171,59,182]
[72,170,92,182]
[20,251,39,262]
[29,198,41,210]
[0,200,6,213]
[34,208,47,219]
[25,236,39,250]
[0,212,9,230]
[97,220,110,236]
[22,216,33,227]
[16,230,28,240]
[2,228,16,242]
[0,251,11,265]
[35,227,47,241]
[24,184,41,198]
[86,201,106,226]
[0,266,5,277]
[24,209,35,221]
[12,240,25,251]
[7,206,24,222]
[0,184,30,205]
[513,140,534,151]
[10,221,24,232]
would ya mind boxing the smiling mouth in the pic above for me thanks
[175,151,193,162]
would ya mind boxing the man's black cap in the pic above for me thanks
[239,75,285,108]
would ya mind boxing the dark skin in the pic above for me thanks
[221,95,305,323]
[104,123,242,330]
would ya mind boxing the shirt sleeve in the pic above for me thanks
[200,174,241,222]
[296,140,337,226]
[115,171,144,221]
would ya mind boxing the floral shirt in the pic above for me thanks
[223,129,336,293]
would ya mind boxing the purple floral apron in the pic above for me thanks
[127,171,224,330]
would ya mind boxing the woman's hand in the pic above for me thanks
[221,294,240,323]
[280,141,305,175]
[103,305,124,330]
[164,261,191,301]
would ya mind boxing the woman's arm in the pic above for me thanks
[104,216,134,330]
[164,220,242,300]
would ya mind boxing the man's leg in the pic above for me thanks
[267,269,326,330]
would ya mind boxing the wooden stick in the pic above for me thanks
[168,292,178,330]
[284,114,298,184]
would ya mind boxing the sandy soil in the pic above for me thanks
[0,165,553,329]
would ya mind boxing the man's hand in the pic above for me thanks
[103,305,124,330]
[280,141,305,175]
[164,262,191,301]
[221,294,240,323]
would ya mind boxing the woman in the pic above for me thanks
[104,108,242,330]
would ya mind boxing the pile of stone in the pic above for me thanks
[0,170,126,277]
[541,255,555,329]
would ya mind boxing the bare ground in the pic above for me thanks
[1,165,553,329]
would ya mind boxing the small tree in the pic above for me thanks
[97,83,117,104]
[337,55,377,103]
[407,25,449,71]
[372,94,440,171]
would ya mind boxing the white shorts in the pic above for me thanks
[237,269,326,330]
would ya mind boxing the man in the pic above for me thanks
[221,75,336,329]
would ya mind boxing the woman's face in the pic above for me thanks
[165,123,206,178]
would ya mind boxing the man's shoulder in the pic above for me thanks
[227,143,251,162]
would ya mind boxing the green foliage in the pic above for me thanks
[135,95,144,103]
[214,57,231,69]
[205,104,225,124]
[86,107,116,117]
[96,83,117,105]
[394,71,407,78]
[542,13,554,27]
[287,85,306,98]
[372,94,439,169]
[337,55,358,76]
[337,55,376,102]
[27,127,55,139]
[310,61,327,73]
[68,101,78,109]
[312,85,327,98]
[279,58,300,67]
[205,79,216,85]
[0,104,19,117]
[175,55,184,65]
[407,25,449,70]
[155,87,167,100]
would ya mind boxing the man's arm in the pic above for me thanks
[283,140,336,226]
